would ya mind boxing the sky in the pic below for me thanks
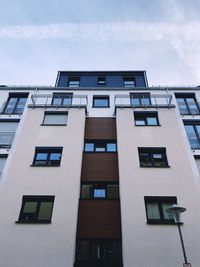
[0,0,200,86]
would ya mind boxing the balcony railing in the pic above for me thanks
[0,132,15,148]
[28,94,88,112]
[186,133,200,149]
[114,94,174,111]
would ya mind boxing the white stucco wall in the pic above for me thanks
[117,107,200,267]
[0,107,85,267]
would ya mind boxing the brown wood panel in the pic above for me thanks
[77,200,121,239]
[81,153,119,182]
[85,118,116,139]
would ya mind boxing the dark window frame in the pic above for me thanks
[16,195,55,224]
[123,77,135,87]
[134,111,160,126]
[42,111,68,126]
[138,147,169,167]
[130,93,151,106]
[3,93,29,115]
[84,140,117,153]
[184,120,200,149]
[32,147,63,167]
[175,93,199,115]
[93,95,110,108]
[68,77,80,87]
[80,183,119,200]
[144,196,177,224]
[51,93,73,106]
[97,76,106,86]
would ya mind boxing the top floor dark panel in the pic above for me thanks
[56,71,148,88]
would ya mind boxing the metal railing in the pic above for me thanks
[28,94,88,111]
[114,94,174,109]
[186,133,200,149]
[0,132,15,148]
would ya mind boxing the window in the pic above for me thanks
[0,120,19,148]
[17,196,54,223]
[93,95,109,107]
[0,154,7,177]
[68,77,80,87]
[81,184,119,199]
[138,147,169,167]
[184,121,200,149]
[42,112,68,125]
[176,94,199,115]
[84,140,117,152]
[97,76,106,86]
[134,112,159,126]
[32,147,63,166]
[130,93,151,106]
[144,196,177,224]
[3,93,28,114]
[75,240,122,262]
[52,93,73,106]
[123,77,135,87]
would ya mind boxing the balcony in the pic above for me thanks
[186,133,200,149]
[0,132,15,148]
[28,94,88,113]
[114,93,174,112]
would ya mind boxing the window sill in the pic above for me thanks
[140,165,170,168]
[40,124,67,126]
[80,198,119,201]
[15,220,51,224]
[30,164,61,167]
[83,151,117,153]
[135,124,161,127]
[92,106,110,108]
[147,220,183,225]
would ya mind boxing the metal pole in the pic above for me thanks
[177,222,188,264]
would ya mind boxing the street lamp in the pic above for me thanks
[165,204,191,267]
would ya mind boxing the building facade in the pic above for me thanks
[0,71,200,267]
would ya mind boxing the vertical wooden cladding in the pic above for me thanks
[77,200,121,239]
[81,153,119,182]
[85,118,116,139]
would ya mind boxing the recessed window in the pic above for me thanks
[130,93,151,106]
[0,120,19,148]
[144,196,177,224]
[17,196,54,223]
[52,93,73,106]
[93,96,109,108]
[68,77,80,88]
[123,77,135,87]
[138,147,169,167]
[81,184,119,199]
[42,112,68,125]
[3,93,29,114]
[134,112,159,126]
[32,147,63,166]
[175,93,199,115]
[184,121,200,149]
[97,77,106,86]
[84,140,117,152]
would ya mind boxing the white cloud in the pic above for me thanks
[0,21,200,82]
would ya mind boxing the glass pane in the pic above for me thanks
[94,98,109,107]
[85,143,94,152]
[146,203,160,219]
[107,143,117,152]
[52,98,62,105]
[23,202,37,213]
[38,202,53,220]
[50,153,61,161]
[163,204,174,220]
[140,153,152,166]
[43,114,67,125]
[107,185,119,199]
[81,184,92,199]
[135,119,145,126]
[95,143,106,152]
[153,153,163,159]
[141,98,150,105]
[131,98,140,106]
[36,153,48,160]
[147,117,158,125]
[184,125,195,134]
[63,98,72,105]
[94,189,106,198]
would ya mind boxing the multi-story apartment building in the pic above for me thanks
[0,70,200,267]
